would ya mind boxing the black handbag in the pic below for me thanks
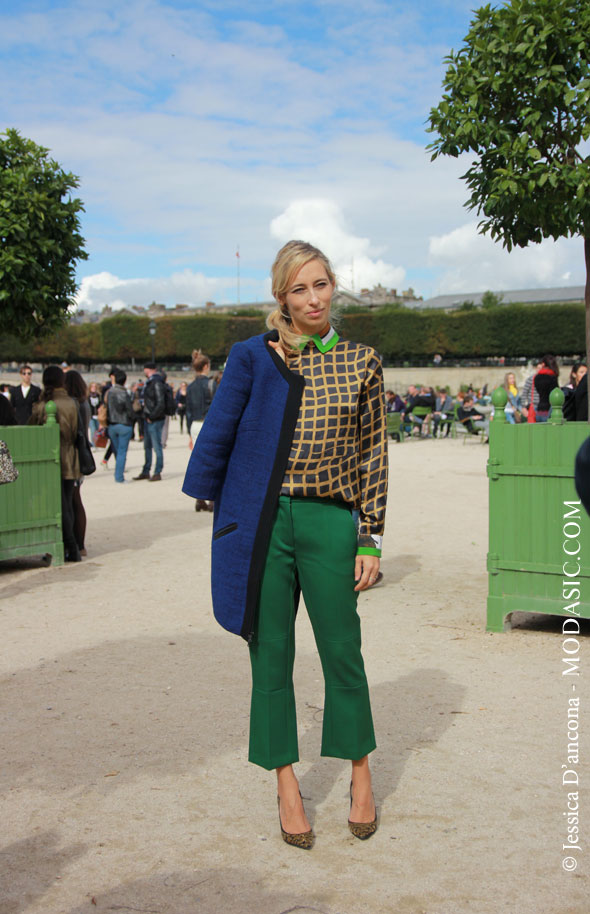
[75,405,96,476]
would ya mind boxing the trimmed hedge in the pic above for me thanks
[341,303,584,360]
[0,303,584,364]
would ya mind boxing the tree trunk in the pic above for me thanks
[586,235,590,424]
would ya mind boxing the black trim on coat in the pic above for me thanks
[240,331,306,641]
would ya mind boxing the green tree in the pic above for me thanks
[427,0,590,384]
[481,290,504,309]
[0,129,87,340]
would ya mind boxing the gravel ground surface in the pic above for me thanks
[1,423,588,914]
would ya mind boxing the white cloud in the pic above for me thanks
[76,199,408,310]
[0,0,456,283]
[428,222,584,293]
[75,268,261,311]
[270,199,406,292]
[7,0,585,308]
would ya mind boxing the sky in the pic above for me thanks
[0,0,586,311]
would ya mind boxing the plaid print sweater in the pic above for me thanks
[281,328,388,556]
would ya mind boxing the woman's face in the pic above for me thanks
[575,365,587,384]
[507,373,515,386]
[281,259,335,337]
[89,382,97,393]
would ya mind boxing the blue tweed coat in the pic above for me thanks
[182,331,305,640]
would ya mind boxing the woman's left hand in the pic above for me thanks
[354,554,380,591]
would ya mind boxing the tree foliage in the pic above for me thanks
[481,290,504,308]
[0,129,87,340]
[427,0,590,380]
[427,0,590,248]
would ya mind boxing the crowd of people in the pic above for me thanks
[384,353,587,442]
[385,383,492,440]
[1,350,586,561]
[0,351,223,561]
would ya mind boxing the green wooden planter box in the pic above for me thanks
[0,400,64,565]
[487,388,589,631]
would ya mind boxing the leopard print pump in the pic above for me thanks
[277,795,315,850]
[347,782,378,840]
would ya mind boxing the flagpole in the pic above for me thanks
[236,245,240,306]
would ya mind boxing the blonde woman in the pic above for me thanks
[502,371,521,423]
[183,241,388,847]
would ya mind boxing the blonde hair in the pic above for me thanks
[503,372,517,390]
[267,240,336,357]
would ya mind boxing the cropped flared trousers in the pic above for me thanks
[248,496,376,770]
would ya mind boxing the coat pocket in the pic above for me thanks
[213,522,238,540]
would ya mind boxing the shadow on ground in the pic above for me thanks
[65,868,339,914]
[378,553,421,584]
[298,668,464,822]
[0,632,462,812]
[0,509,207,600]
[66,508,200,558]
[509,612,590,633]
[0,831,86,914]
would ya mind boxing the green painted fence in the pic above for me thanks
[0,400,64,565]
[487,387,589,631]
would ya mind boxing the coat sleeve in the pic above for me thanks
[182,342,253,501]
[356,350,388,556]
[153,378,166,419]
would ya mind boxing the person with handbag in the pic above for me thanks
[501,372,522,424]
[64,370,95,555]
[30,365,81,562]
[183,240,388,848]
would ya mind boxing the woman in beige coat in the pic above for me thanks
[30,365,81,562]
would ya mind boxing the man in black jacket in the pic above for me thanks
[9,365,41,425]
[134,362,167,481]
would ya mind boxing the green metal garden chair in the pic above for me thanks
[436,402,457,439]
[386,412,405,442]
[409,405,432,438]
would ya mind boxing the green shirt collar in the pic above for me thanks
[298,325,339,353]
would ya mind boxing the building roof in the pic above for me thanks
[420,286,585,310]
